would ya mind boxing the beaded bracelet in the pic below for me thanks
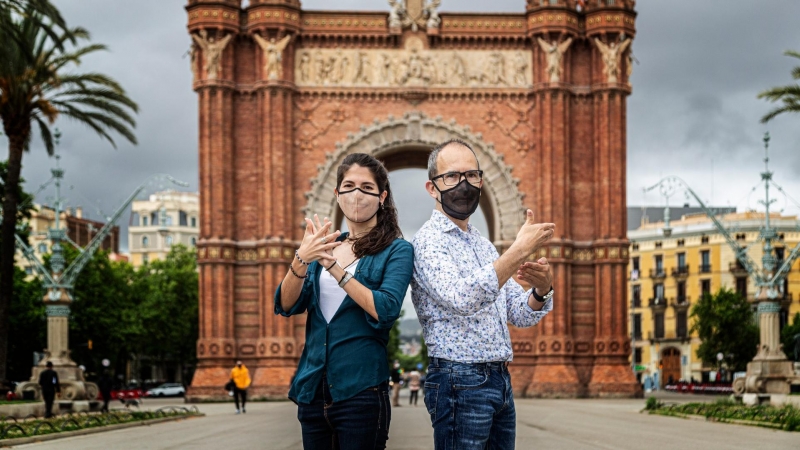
[289,263,308,279]
[295,250,309,266]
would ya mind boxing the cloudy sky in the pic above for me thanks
[8,0,800,253]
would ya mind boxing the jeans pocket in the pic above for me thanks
[452,368,489,390]
[423,382,439,419]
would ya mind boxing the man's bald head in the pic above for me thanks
[427,139,480,180]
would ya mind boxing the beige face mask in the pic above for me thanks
[337,188,381,223]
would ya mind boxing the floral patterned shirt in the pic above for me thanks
[411,210,553,363]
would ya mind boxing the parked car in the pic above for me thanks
[145,383,185,397]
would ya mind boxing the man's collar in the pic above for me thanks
[430,210,476,234]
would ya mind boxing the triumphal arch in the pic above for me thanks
[186,0,640,399]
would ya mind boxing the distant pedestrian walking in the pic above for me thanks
[407,369,421,406]
[38,361,60,418]
[98,371,113,413]
[231,361,251,414]
[390,361,403,407]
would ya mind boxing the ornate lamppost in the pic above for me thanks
[12,147,187,408]
[644,133,800,398]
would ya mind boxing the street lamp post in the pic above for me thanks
[644,133,800,398]
[11,152,187,407]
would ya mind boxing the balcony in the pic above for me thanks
[699,264,712,274]
[649,268,667,281]
[671,265,690,279]
[649,297,667,309]
[673,296,691,310]
[729,262,747,275]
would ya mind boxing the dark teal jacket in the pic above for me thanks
[274,235,413,404]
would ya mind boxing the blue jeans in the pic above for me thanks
[297,377,391,450]
[423,358,516,450]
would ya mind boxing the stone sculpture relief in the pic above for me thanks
[294,47,531,88]
[593,37,632,83]
[388,0,441,31]
[191,29,233,80]
[537,37,573,83]
[254,34,292,80]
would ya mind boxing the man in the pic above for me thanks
[38,361,60,418]
[231,360,251,414]
[98,370,113,413]
[390,360,402,407]
[412,139,555,449]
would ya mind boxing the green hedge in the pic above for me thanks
[645,397,800,432]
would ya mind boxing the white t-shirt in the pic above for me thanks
[319,260,360,323]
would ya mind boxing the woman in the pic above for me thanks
[275,153,413,450]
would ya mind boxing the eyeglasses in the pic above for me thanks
[431,170,484,187]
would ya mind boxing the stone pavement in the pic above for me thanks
[12,392,799,449]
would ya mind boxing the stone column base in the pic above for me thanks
[586,363,642,398]
[524,363,585,398]
[187,365,296,402]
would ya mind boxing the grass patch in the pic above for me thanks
[644,396,800,432]
[0,408,201,440]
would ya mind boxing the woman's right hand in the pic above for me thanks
[297,214,341,265]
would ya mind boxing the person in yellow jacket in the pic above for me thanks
[230,361,251,414]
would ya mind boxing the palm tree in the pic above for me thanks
[0,5,138,380]
[758,50,800,123]
[1,0,70,43]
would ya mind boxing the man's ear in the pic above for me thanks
[425,180,439,201]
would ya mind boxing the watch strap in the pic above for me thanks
[532,286,554,302]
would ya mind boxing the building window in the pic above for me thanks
[191,217,197,228]
[775,247,785,265]
[150,212,159,226]
[632,285,641,307]
[631,256,640,280]
[654,283,664,301]
[633,313,642,340]
[677,281,686,304]
[632,243,639,251]
[142,254,149,264]
[25,266,33,275]
[701,235,709,244]
[191,237,197,247]
[654,255,663,275]
[634,347,642,364]
[701,279,711,296]
[736,277,747,297]
[179,211,188,227]
[38,243,47,254]
[655,241,662,249]
[677,252,686,270]
[677,239,685,247]
[700,250,711,273]
[165,235,173,246]
[142,216,148,226]
[142,236,149,248]
[165,215,173,226]
[654,312,665,339]
[676,311,688,338]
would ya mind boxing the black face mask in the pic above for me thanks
[434,179,481,220]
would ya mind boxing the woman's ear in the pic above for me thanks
[380,190,388,203]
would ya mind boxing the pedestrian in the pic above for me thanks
[390,361,403,407]
[411,139,555,450]
[407,368,421,406]
[275,153,413,450]
[38,361,60,418]
[231,360,251,414]
[98,370,113,413]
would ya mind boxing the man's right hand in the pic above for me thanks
[514,209,555,254]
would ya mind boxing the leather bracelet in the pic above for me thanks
[295,250,309,266]
[532,286,554,302]
[289,263,308,279]
[324,260,338,271]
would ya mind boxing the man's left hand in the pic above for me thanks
[517,257,552,295]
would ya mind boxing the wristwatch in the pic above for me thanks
[532,286,554,303]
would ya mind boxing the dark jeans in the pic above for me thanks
[234,387,247,411]
[297,378,391,450]
[43,392,55,418]
[424,358,516,450]
[409,389,419,405]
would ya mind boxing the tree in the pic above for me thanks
[0,4,137,380]
[758,50,800,123]
[690,288,758,374]
[132,245,198,383]
[781,312,800,362]
[387,310,403,369]
[7,266,44,382]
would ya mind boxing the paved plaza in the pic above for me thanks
[12,392,799,449]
